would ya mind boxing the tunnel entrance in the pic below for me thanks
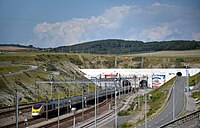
[122,80,131,87]
[139,80,148,88]
[176,72,182,76]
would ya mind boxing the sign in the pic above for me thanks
[152,74,166,87]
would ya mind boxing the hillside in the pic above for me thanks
[0,53,95,107]
[0,50,200,106]
[54,39,200,54]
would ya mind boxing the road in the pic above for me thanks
[0,65,38,77]
[138,76,186,128]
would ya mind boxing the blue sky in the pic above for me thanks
[0,0,200,48]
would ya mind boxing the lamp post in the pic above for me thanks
[72,108,76,128]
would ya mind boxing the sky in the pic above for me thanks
[0,0,200,48]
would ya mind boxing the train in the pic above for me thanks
[32,89,118,117]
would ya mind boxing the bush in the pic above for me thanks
[46,64,57,71]
[66,55,83,66]
[118,110,130,116]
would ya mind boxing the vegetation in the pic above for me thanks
[189,72,200,86]
[118,110,130,116]
[0,65,29,74]
[147,77,175,116]
[54,39,200,54]
[191,91,200,100]
[0,79,12,95]
[118,122,132,128]
[0,50,199,107]
[128,77,176,127]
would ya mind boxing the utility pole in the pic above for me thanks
[145,88,147,128]
[115,56,117,68]
[95,78,97,128]
[105,75,108,108]
[50,75,54,100]
[82,85,84,122]
[115,84,117,128]
[73,76,75,96]
[15,88,18,128]
[141,57,144,68]
[46,95,48,121]
[186,65,189,92]
[58,90,60,128]
[173,76,177,120]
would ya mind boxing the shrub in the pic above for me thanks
[118,110,130,116]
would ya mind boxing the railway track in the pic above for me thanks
[5,117,46,128]
[0,107,32,119]
[1,88,132,127]
[2,99,110,128]
[0,102,43,119]
[33,100,111,128]
[79,103,124,128]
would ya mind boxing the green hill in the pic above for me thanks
[54,39,200,54]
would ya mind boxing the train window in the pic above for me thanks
[48,105,52,110]
[33,104,42,109]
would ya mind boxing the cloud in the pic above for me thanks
[30,5,130,47]
[29,3,200,47]
[192,33,200,40]
[138,24,179,41]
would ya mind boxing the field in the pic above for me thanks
[126,50,200,58]
[0,46,29,52]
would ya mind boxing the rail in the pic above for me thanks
[160,109,200,128]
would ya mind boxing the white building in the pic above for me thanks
[80,68,200,88]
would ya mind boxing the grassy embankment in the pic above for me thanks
[0,52,96,107]
[0,65,29,74]
[118,71,200,127]
[190,72,200,100]
[117,77,176,128]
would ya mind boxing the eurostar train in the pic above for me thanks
[32,89,117,117]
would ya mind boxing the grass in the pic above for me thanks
[0,65,29,74]
[147,77,174,116]
[191,91,200,99]
[0,79,13,95]
[118,110,130,116]
[118,123,133,128]
[125,50,200,58]
[128,77,176,127]
[189,72,200,86]
[132,72,199,127]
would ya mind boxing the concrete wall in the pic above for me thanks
[80,68,200,88]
